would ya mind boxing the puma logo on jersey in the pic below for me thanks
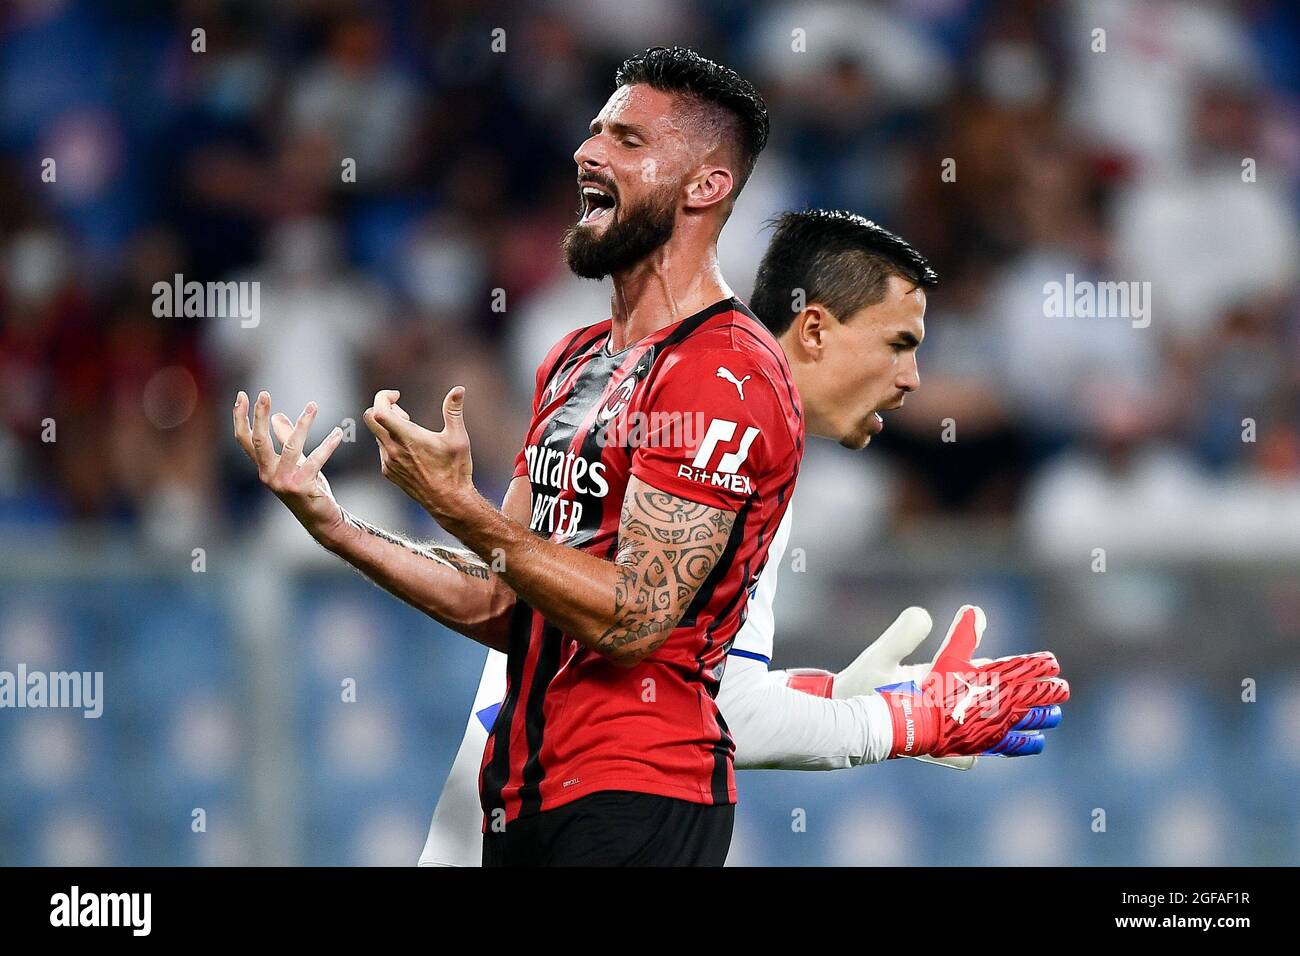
[951,674,996,725]
[716,366,751,400]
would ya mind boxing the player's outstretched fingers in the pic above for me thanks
[1006,676,1070,713]
[874,606,934,663]
[249,391,277,473]
[985,731,1046,757]
[303,426,344,477]
[233,391,257,462]
[270,412,294,449]
[834,606,933,699]
[984,650,1061,683]
[274,403,318,480]
[271,411,310,466]
[931,605,987,673]
[1012,705,1062,731]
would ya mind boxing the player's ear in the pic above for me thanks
[796,305,828,359]
[683,165,733,210]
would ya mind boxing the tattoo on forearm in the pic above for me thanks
[595,490,735,663]
[342,511,490,579]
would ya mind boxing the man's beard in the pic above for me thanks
[563,185,676,279]
[840,414,876,450]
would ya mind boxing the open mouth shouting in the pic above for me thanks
[579,179,617,225]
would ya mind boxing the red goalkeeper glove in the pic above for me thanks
[878,605,1070,759]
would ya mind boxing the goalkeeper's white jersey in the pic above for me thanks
[418,507,792,866]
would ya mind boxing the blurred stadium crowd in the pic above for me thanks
[2,0,1299,865]
[3,0,1299,545]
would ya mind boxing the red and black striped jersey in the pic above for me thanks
[479,297,804,825]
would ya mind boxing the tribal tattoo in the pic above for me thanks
[594,486,735,663]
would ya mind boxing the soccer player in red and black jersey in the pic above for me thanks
[233,46,786,866]
[390,47,787,865]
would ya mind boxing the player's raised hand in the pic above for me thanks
[364,386,475,521]
[233,390,345,537]
[877,605,1070,760]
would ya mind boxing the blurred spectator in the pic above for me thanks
[0,0,1293,542]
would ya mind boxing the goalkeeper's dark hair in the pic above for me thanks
[615,46,769,193]
[750,209,939,336]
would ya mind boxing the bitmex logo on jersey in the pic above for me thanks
[676,418,759,495]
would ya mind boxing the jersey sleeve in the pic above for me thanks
[629,348,798,511]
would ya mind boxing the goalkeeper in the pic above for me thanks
[416,211,1067,866]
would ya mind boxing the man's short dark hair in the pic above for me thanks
[615,46,769,193]
[750,209,939,336]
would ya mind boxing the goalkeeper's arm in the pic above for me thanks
[724,605,1057,769]
[723,657,895,769]
[723,606,975,771]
